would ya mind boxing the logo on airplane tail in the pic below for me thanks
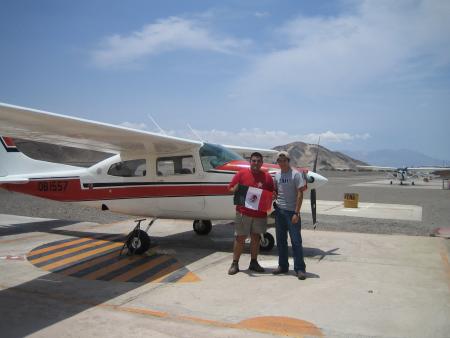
[0,137,19,152]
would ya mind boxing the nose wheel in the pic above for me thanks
[121,218,156,255]
[260,233,275,251]
[193,220,212,235]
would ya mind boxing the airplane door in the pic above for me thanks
[155,154,205,217]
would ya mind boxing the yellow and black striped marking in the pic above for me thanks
[27,235,200,283]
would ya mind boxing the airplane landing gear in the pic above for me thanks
[121,218,157,255]
[193,220,212,235]
[260,233,275,251]
[390,181,393,185]
[412,181,415,186]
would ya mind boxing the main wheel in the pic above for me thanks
[126,229,151,254]
[193,220,212,235]
[260,233,275,251]
[412,181,415,186]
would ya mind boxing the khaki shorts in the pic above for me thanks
[234,212,267,236]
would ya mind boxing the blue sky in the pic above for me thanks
[1,0,449,160]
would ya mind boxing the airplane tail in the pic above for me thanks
[0,136,80,181]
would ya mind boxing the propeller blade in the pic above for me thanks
[311,188,317,229]
[311,137,320,228]
[313,137,320,172]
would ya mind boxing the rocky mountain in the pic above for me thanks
[273,141,367,170]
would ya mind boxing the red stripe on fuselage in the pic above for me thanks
[216,160,309,173]
[1,178,231,202]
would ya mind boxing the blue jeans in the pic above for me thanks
[275,208,306,272]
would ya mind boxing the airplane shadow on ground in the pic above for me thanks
[0,219,78,237]
[0,219,339,337]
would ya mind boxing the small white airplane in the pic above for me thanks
[0,102,328,254]
[358,165,450,185]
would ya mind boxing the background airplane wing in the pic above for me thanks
[0,103,201,155]
[408,167,450,172]
[357,165,397,171]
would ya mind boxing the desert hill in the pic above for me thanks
[273,141,367,170]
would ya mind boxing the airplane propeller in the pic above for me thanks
[311,138,320,229]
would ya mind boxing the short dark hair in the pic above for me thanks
[250,152,263,160]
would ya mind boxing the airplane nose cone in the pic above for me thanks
[309,172,328,188]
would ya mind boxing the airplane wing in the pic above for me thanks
[407,167,450,178]
[0,102,201,155]
[407,167,450,172]
[357,165,397,171]
[224,145,278,162]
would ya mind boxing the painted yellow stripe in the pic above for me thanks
[102,304,169,318]
[58,249,122,276]
[39,242,123,271]
[145,261,182,283]
[82,254,143,280]
[30,236,121,264]
[104,306,324,337]
[110,255,172,282]
[27,237,92,256]
[177,271,201,283]
[236,316,324,337]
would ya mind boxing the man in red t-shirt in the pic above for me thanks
[227,152,274,275]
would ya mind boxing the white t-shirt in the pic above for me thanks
[274,169,305,211]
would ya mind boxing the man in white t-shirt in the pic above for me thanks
[273,151,307,280]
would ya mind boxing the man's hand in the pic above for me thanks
[229,184,238,193]
[292,213,300,224]
[272,191,278,200]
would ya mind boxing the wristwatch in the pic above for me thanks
[294,212,300,216]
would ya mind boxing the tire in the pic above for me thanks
[126,229,151,255]
[412,181,415,186]
[193,220,212,235]
[260,233,275,251]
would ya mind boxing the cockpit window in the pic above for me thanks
[156,156,195,176]
[199,143,243,170]
[108,159,146,177]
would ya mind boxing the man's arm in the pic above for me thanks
[228,172,240,192]
[295,189,303,214]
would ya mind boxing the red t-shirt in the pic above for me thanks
[228,168,274,218]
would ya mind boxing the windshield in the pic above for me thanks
[199,143,243,170]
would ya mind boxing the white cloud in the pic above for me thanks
[254,11,269,18]
[118,122,370,148]
[175,128,370,149]
[92,16,251,67]
[237,0,450,97]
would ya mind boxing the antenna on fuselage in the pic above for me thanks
[187,123,204,142]
[147,114,167,135]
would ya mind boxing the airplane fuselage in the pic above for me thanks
[1,146,327,220]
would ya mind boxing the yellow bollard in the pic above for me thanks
[344,193,359,208]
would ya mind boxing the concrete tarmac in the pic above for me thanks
[1,171,449,337]
[0,214,449,338]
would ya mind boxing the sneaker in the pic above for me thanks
[272,266,289,275]
[297,271,307,280]
[228,261,239,275]
[248,260,265,273]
